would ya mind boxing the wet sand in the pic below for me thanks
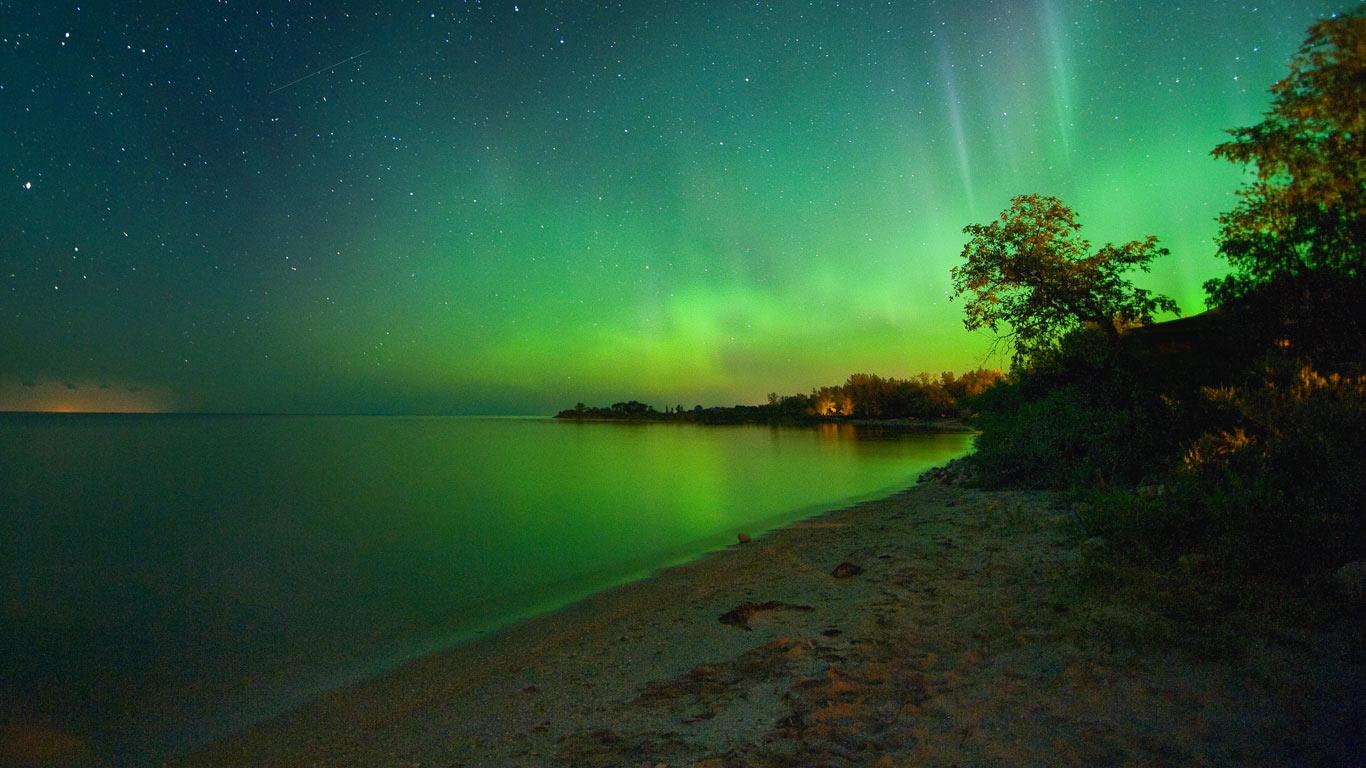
[176,480,1362,767]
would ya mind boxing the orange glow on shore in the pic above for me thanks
[0,380,172,414]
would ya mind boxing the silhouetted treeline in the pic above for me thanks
[555,369,1004,424]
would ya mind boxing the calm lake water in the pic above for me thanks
[0,414,972,764]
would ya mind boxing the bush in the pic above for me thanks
[970,327,1203,489]
[1176,362,1366,574]
[1070,361,1366,578]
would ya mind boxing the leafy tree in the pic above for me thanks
[950,194,1179,366]
[943,368,1006,400]
[1207,6,1365,303]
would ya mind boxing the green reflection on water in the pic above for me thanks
[0,415,971,763]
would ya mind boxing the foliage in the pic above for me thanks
[1185,363,1366,568]
[971,313,1366,574]
[968,317,1366,588]
[960,11,1366,588]
[807,370,1001,419]
[968,327,1199,489]
[1207,6,1365,304]
[951,194,1179,366]
[1215,270,1366,376]
[1076,361,1366,576]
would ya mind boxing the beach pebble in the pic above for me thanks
[737,532,752,544]
[832,562,863,579]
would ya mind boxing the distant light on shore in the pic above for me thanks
[0,379,172,413]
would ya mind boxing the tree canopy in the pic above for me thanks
[557,368,1002,423]
[950,194,1179,366]
[1207,6,1365,303]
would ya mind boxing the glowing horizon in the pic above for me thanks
[0,379,173,414]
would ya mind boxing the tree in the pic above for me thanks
[950,194,1179,366]
[1207,7,1365,303]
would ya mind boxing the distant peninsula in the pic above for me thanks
[555,369,1002,426]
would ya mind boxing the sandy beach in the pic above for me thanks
[177,478,1362,767]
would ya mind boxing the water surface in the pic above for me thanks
[0,415,971,764]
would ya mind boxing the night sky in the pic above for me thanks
[0,1,1340,414]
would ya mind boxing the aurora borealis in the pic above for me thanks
[0,1,1343,414]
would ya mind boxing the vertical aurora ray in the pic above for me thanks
[1039,0,1076,164]
[939,43,977,217]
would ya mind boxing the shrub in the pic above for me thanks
[1072,361,1366,577]
[969,327,1204,489]
[1175,362,1366,574]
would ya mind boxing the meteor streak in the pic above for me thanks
[269,50,370,94]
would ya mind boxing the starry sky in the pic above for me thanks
[0,0,1342,414]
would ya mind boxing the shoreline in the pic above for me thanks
[177,479,1361,767]
[550,416,977,431]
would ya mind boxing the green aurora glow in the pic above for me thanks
[0,1,1344,413]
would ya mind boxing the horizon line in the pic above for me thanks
[0,409,552,418]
